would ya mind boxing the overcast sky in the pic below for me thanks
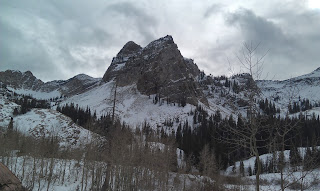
[1,0,319,82]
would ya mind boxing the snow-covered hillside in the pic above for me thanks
[60,80,198,130]
[0,97,19,128]
[258,67,320,114]
[14,108,103,149]
[0,96,103,149]
[7,87,61,100]
[1,70,101,100]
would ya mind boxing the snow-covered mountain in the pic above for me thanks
[1,36,319,129]
[0,70,101,99]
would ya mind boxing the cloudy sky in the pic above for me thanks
[1,0,319,82]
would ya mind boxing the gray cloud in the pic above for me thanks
[225,7,320,79]
[1,0,319,81]
[104,2,158,44]
[204,4,224,18]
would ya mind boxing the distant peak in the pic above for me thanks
[72,73,97,81]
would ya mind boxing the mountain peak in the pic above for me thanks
[24,70,34,77]
[102,35,206,106]
[117,41,142,57]
[155,35,174,43]
[145,35,175,50]
[0,70,44,91]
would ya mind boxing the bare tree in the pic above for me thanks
[222,42,269,191]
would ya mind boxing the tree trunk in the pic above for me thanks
[255,153,260,191]
[280,138,285,191]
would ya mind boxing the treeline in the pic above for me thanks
[174,105,320,171]
[258,98,280,115]
[248,146,320,176]
[56,103,96,127]
[12,95,50,115]
[288,98,314,114]
[56,103,114,137]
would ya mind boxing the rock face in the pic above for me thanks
[102,35,207,105]
[0,162,25,191]
[0,70,100,97]
[0,70,44,91]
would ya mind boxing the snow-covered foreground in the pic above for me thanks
[225,148,320,191]
[0,155,212,191]
[1,155,107,191]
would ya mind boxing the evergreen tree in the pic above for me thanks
[248,166,253,176]
[289,143,302,169]
[304,147,313,170]
[240,160,245,177]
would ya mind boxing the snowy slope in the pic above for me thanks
[13,108,103,149]
[0,96,19,128]
[257,68,320,115]
[0,96,103,149]
[61,81,198,130]
[7,87,61,100]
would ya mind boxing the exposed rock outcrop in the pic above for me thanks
[102,35,207,106]
[0,70,44,91]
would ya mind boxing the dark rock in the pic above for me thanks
[102,35,208,106]
[0,70,44,91]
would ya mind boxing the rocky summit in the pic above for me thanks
[102,35,207,106]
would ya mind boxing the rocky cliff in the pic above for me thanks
[102,35,207,105]
[0,70,44,91]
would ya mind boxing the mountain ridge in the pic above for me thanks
[0,70,101,99]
